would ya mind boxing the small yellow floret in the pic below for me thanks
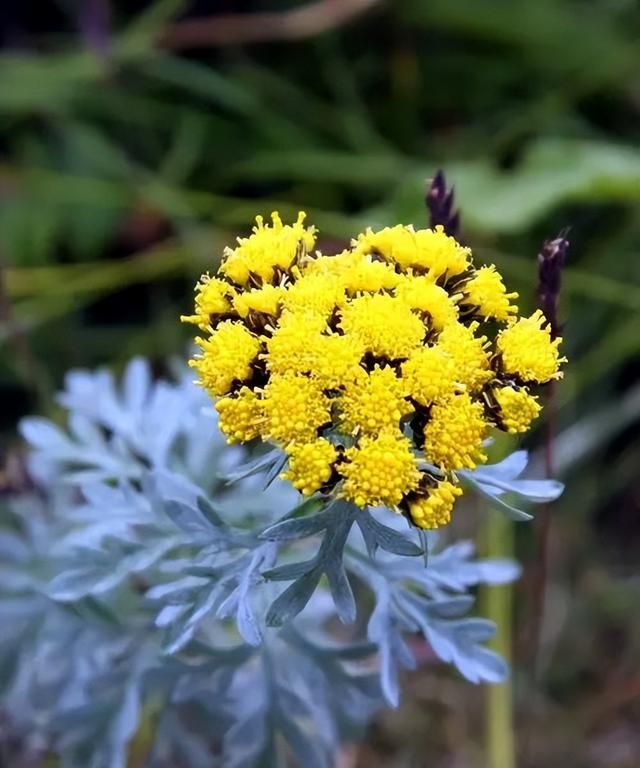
[497,310,565,383]
[355,224,418,270]
[281,271,344,319]
[190,321,260,397]
[301,249,357,277]
[413,226,471,278]
[494,386,542,434]
[463,265,518,321]
[339,366,413,436]
[401,346,459,406]
[309,334,365,389]
[266,317,364,386]
[394,275,459,331]
[282,438,338,495]
[437,321,491,392]
[220,212,315,286]
[356,225,470,278]
[424,393,488,470]
[262,373,331,444]
[340,253,402,294]
[340,433,420,509]
[407,480,463,529]
[180,275,235,329]
[216,387,263,443]
[265,311,327,376]
[233,284,283,319]
[339,294,425,359]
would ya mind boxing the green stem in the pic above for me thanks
[482,434,516,768]
[483,510,515,768]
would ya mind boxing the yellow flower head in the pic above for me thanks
[216,387,263,444]
[339,293,425,359]
[301,249,357,277]
[221,212,315,286]
[282,438,338,496]
[339,365,413,437]
[181,275,236,329]
[340,253,402,294]
[184,208,566,525]
[462,265,518,321]
[394,275,459,331]
[355,224,419,270]
[233,284,283,319]
[262,373,331,444]
[303,249,401,296]
[497,310,565,383]
[265,311,327,376]
[400,346,459,406]
[493,385,542,434]
[413,226,471,278]
[281,270,344,319]
[266,310,365,386]
[310,334,365,389]
[340,433,420,509]
[407,480,463,529]
[356,225,469,277]
[424,392,488,470]
[190,321,260,397]
[437,320,491,392]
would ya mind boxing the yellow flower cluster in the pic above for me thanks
[183,213,565,529]
[408,480,463,529]
[282,438,337,496]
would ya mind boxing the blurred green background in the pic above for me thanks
[1,1,639,766]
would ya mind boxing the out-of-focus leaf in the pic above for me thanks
[46,537,178,601]
[460,473,534,521]
[385,139,640,233]
[402,0,636,83]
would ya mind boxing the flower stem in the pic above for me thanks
[526,377,556,670]
[482,436,515,768]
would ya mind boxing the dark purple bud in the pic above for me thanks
[537,229,569,340]
[426,170,460,238]
[81,0,111,60]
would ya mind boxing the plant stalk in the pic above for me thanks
[482,435,516,768]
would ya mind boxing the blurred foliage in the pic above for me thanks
[0,0,639,766]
